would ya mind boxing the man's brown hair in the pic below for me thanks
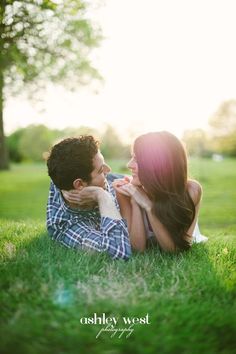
[47,136,99,190]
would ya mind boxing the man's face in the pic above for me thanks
[88,151,111,188]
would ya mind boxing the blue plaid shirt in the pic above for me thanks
[46,174,131,260]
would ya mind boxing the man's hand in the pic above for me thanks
[62,186,105,208]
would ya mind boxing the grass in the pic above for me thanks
[0,158,235,354]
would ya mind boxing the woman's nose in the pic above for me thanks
[127,159,133,169]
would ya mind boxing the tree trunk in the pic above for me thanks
[0,71,9,170]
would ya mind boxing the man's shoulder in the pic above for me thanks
[106,173,124,183]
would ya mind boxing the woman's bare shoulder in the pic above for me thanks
[187,180,202,206]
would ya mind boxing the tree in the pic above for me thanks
[18,124,62,161]
[6,127,24,162]
[182,129,212,157]
[0,0,102,169]
[101,125,129,159]
[6,124,99,162]
[209,99,236,156]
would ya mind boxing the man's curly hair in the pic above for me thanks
[47,136,99,190]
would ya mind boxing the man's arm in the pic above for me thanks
[58,216,131,260]
[46,182,131,260]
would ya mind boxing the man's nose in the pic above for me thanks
[104,164,111,175]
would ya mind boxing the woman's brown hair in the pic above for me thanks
[134,131,195,251]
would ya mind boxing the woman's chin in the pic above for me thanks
[131,177,142,186]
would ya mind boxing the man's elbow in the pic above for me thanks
[113,246,132,261]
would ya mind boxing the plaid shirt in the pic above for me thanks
[46,174,131,260]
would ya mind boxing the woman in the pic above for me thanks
[113,131,207,253]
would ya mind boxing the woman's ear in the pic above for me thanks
[73,179,87,190]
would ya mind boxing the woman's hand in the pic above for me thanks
[119,184,152,211]
[112,176,132,197]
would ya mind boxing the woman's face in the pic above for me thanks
[127,153,142,186]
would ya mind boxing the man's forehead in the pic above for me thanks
[93,151,105,166]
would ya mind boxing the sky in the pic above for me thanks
[4,0,236,142]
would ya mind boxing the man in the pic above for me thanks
[46,135,131,260]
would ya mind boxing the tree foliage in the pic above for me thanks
[182,129,212,157]
[209,99,236,156]
[0,0,102,169]
[6,127,24,162]
[100,125,130,159]
[1,0,102,91]
[19,124,62,161]
[7,124,62,161]
[7,124,129,162]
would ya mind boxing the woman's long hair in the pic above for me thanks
[134,131,195,251]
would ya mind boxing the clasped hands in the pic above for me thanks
[112,177,152,212]
[62,177,152,212]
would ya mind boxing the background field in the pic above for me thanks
[0,158,235,354]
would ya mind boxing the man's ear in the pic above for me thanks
[73,179,87,190]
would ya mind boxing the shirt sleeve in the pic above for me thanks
[46,182,131,260]
[51,216,131,260]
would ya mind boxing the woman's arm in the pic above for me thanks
[186,180,203,237]
[119,180,202,253]
[115,192,132,228]
[147,181,202,252]
[114,181,147,252]
[145,208,176,252]
[129,198,147,251]
[116,192,147,252]
[119,183,176,252]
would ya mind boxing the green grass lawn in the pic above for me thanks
[0,158,235,354]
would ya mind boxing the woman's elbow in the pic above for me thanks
[131,241,146,252]
[159,243,177,253]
